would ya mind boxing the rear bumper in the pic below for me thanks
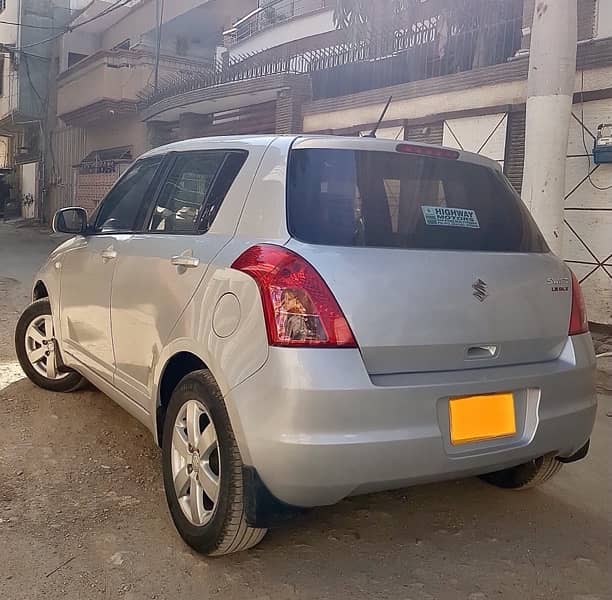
[226,334,597,507]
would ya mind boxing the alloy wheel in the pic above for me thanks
[24,315,69,381]
[171,399,221,526]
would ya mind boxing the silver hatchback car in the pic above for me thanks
[16,136,597,555]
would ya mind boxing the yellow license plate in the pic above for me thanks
[449,393,516,445]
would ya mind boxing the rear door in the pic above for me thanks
[286,142,571,375]
[110,149,248,407]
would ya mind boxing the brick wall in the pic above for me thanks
[275,77,312,134]
[75,171,121,215]
[276,92,302,134]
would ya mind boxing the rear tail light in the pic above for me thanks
[232,245,357,348]
[569,271,589,335]
[396,143,460,160]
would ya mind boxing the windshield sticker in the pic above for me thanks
[421,206,480,229]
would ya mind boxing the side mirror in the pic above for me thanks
[53,207,88,235]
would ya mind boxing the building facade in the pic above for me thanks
[0,0,76,219]
[297,0,611,326]
[48,0,611,325]
[47,0,252,217]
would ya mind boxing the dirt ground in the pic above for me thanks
[0,222,610,600]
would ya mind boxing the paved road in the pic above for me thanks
[0,222,610,600]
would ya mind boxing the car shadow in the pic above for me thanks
[0,377,609,599]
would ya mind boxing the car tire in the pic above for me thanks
[480,454,563,489]
[162,370,267,556]
[15,299,85,393]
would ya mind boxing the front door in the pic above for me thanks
[59,156,164,381]
[110,150,248,407]
[58,235,119,380]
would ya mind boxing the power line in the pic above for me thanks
[5,0,136,191]
[17,0,135,50]
[21,53,45,106]
[18,0,132,49]
[21,52,60,180]
[0,45,50,61]
[0,20,65,30]
[73,0,134,29]
[154,0,165,92]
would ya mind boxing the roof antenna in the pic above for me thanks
[363,96,393,138]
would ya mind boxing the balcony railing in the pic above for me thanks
[58,49,212,119]
[229,0,332,45]
[143,0,523,107]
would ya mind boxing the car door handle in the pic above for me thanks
[171,252,200,269]
[101,247,117,261]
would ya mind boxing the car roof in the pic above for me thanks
[140,135,282,158]
[140,134,501,172]
[292,136,502,171]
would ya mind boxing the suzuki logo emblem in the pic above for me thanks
[472,279,489,302]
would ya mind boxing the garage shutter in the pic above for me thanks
[207,102,277,136]
[504,110,526,195]
[405,122,443,145]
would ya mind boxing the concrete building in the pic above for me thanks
[297,0,612,326]
[48,0,252,217]
[0,0,75,219]
[48,0,611,326]
[225,0,335,58]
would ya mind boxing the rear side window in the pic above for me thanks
[287,149,548,252]
[148,150,247,233]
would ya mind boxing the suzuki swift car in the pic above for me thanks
[15,136,597,555]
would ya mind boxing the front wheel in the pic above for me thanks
[14,299,85,392]
[480,454,563,489]
[162,370,267,555]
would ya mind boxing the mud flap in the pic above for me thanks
[242,466,307,528]
[557,439,590,463]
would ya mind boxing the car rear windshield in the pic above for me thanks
[287,148,548,252]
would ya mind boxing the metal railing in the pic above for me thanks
[309,10,522,99]
[141,0,523,107]
[230,0,331,45]
[59,48,213,83]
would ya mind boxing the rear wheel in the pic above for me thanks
[161,370,267,555]
[15,299,84,392]
[481,454,563,489]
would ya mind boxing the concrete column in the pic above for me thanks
[275,77,312,135]
[521,0,577,254]
[275,90,300,135]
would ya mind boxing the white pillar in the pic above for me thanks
[521,0,577,255]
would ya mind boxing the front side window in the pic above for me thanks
[148,150,247,233]
[93,156,162,233]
